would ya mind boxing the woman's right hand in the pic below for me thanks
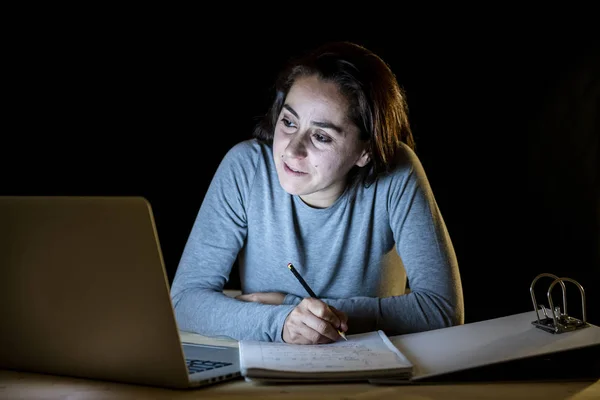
[282,298,348,344]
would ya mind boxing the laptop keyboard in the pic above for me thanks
[185,358,233,374]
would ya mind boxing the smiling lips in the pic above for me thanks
[284,162,307,176]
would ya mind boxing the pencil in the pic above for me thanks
[287,262,347,341]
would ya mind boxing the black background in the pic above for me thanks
[4,11,599,326]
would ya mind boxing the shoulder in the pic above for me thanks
[223,139,269,161]
[382,142,427,182]
[219,139,272,170]
[397,142,424,171]
[361,143,433,200]
[211,139,274,193]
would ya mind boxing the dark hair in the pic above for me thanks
[253,41,414,189]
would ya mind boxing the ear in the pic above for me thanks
[355,148,371,168]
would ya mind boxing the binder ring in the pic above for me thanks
[547,277,587,325]
[529,273,588,334]
[530,273,566,323]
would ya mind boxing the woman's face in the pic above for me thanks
[273,75,369,208]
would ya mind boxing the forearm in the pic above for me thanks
[284,290,462,336]
[173,288,295,342]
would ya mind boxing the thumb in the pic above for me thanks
[328,305,348,332]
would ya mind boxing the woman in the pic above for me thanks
[170,41,464,345]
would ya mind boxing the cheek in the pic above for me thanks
[273,129,295,155]
[313,157,336,173]
[272,131,284,152]
[273,141,289,164]
[322,153,353,175]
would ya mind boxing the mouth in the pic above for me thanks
[283,162,307,176]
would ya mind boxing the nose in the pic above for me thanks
[284,131,309,159]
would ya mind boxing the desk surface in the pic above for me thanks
[1,369,599,400]
[3,327,599,399]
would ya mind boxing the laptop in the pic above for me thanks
[0,195,241,389]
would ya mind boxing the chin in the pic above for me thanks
[280,182,304,196]
[277,177,304,196]
[275,168,297,193]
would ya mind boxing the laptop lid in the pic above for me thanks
[0,196,239,389]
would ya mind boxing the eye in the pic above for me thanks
[281,118,296,129]
[313,132,332,144]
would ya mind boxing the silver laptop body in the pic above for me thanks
[0,196,241,389]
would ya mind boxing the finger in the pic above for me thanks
[296,321,333,345]
[300,310,341,342]
[303,298,342,330]
[328,306,349,332]
[283,311,316,345]
[284,307,336,345]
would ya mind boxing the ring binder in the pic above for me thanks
[530,273,589,334]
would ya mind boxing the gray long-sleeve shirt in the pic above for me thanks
[170,139,464,342]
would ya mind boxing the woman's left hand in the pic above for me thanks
[236,292,286,305]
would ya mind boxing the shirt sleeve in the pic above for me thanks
[169,142,295,342]
[305,147,465,336]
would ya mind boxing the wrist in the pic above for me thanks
[283,294,302,306]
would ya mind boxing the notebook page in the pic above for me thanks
[240,330,412,373]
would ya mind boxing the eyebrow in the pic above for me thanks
[283,104,345,135]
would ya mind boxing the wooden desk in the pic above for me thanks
[1,369,598,399]
[3,328,598,399]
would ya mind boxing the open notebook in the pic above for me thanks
[239,310,600,383]
[239,330,413,382]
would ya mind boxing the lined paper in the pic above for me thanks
[240,331,412,373]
